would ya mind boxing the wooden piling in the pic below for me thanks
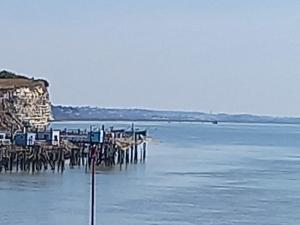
[143,142,146,162]
[130,146,133,163]
[70,149,75,168]
[0,149,3,172]
[125,149,129,164]
[16,154,19,172]
[134,134,138,163]
[61,148,65,173]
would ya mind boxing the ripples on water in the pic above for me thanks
[1,122,300,225]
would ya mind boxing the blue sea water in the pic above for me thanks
[1,122,300,225]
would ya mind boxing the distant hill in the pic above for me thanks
[52,105,300,124]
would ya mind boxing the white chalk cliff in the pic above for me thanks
[0,70,52,133]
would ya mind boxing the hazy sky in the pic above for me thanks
[1,0,300,116]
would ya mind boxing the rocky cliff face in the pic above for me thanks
[0,70,52,133]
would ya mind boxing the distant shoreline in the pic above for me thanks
[51,118,300,125]
[52,105,300,125]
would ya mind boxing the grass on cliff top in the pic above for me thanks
[0,70,29,79]
[0,70,49,89]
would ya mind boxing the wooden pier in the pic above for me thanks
[0,125,148,173]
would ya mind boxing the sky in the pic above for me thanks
[0,0,300,117]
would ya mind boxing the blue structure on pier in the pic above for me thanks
[88,130,104,144]
[36,130,60,146]
[14,132,36,146]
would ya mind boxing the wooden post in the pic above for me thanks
[61,149,65,173]
[36,147,41,171]
[85,146,89,173]
[16,153,19,172]
[143,142,147,162]
[103,146,107,166]
[22,150,26,171]
[57,149,61,173]
[121,150,124,165]
[78,149,81,166]
[70,149,74,168]
[0,149,2,172]
[125,149,129,164]
[88,149,91,170]
[50,151,54,171]
[134,133,138,163]
[9,150,13,171]
[82,147,85,167]
[19,151,23,172]
[117,148,121,164]
[130,146,133,163]
[32,148,36,174]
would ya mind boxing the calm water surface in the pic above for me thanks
[1,122,300,225]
